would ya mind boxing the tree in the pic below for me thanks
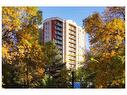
[83,7,125,88]
[104,7,125,21]
[41,41,69,88]
[2,7,45,88]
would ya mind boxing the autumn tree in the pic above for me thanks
[83,7,125,88]
[2,7,45,88]
[104,7,125,21]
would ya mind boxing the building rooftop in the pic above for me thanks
[43,17,83,28]
[43,17,64,22]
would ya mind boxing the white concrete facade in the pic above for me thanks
[64,20,86,70]
[77,27,86,68]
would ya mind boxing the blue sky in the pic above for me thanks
[39,7,105,50]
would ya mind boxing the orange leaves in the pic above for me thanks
[102,50,116,60]
[111,50,116,57]
[2,7,45,87]
[36,68,45,76]
[106,18,125,33]
[2,44,9,58]
[2,7,21,32]
[26,7,38,17]
[17,45,25,58]
[84,13,103,34]
[2,7,39,34]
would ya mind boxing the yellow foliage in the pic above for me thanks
[84,9,125,88]
[111,50,116,57]
[2,7,45,87]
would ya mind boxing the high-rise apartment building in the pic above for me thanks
[42,17,86,70]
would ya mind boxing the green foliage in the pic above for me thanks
[76,51,96,88]
[43,41,69,88]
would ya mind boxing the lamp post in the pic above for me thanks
[70,64,76,88]
[71,70,74,88]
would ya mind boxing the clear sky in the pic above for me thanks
[39,7,105,50]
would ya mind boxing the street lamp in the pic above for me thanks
[70,64,76,88]
[71,70,75,88]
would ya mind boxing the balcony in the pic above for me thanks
[56,23,63,28]
[55,26,63,31]
[68,58,76,62]
[56,36,62,41]
[69,39,76,44]
[69,36,76,41]
[69,43,76,49]
[68,53,76,57]
[69,55,76,59]
[55,40,62,46]
[69,27,76,32]
[69,47,75,51]
[69,31,76,36]
[69,49,76,54]
[55,31,62,37]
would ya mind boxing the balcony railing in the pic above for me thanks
[69,55,76,59]
[69,45,75,48]
[69,49,76,54]
[56,36,62,41]
[69,26,76,31]
[56,23,63,27]
[55,40,62,45]
[69,36,76,41]
[69,39,76,44]
[69,31,76,36]
[69,47,75,51]
[68,58,76,62]
[55,31,62,36]
[55,26,62,31]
